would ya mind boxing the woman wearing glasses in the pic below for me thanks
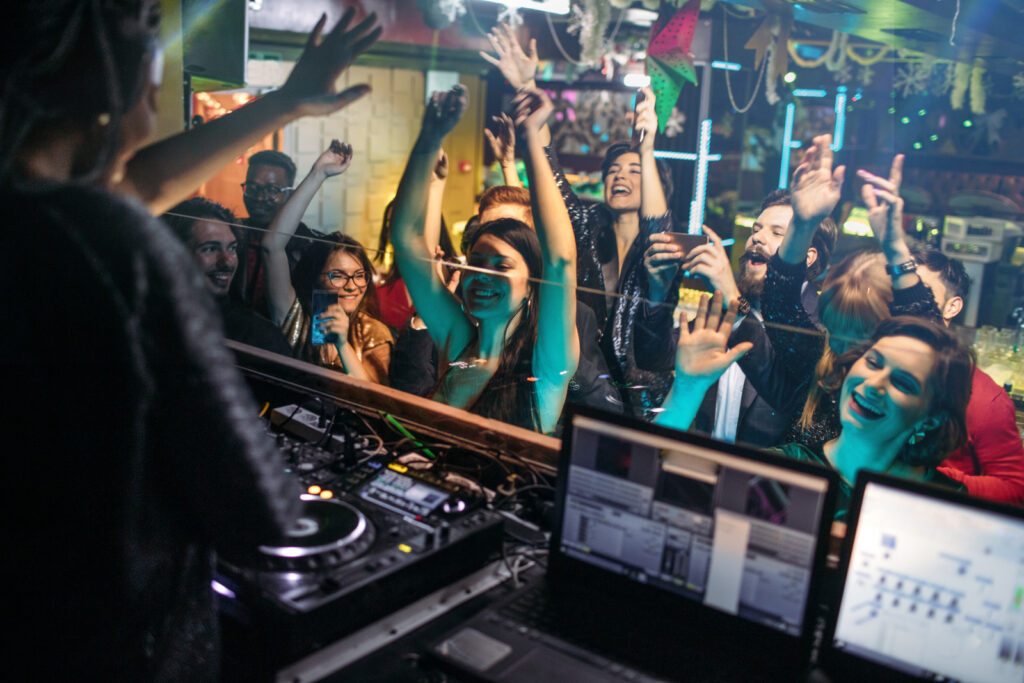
[263,141,393,384]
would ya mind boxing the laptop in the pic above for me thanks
[821,471,1024,683]
[429,406,840,681]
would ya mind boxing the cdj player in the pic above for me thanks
[217,406,505,677]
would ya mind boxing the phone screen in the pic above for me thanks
[310,289,339,346]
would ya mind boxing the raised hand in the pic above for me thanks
[484,113,517,167]
[632,87,658,154]
[644,233,685,303]
[679,226,741,305]
[674,291,753,384]
[422,84,468,142]
[312,139,354,178]
[790,134,845,226]
[432,149,450,182]
[857,154,906,257]
[317,301,351,347]
[512,87,553,142]
[276,9,382,118]
[480,23,538,91]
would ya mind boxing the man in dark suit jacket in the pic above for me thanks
[636,190,836,447]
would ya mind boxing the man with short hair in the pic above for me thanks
[639,179,838,446]
[165,197,292,356]
[908,244,1024,503]
[236,150,323,316]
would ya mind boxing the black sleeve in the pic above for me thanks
[890,279,944,322]
[760,254,825,392]
[143,210,301,549]
[390,322,439,397]
[734,315,811,414]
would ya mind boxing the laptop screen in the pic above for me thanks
[832,480,1024,682]
[558,414,832,637]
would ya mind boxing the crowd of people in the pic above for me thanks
[5,1,1023,679]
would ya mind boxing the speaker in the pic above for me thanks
[182,0,248,91]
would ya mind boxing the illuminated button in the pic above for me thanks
[319,490,334,499]
[388,463,408,473]
[307,485,322,495]
[398,544,412,553]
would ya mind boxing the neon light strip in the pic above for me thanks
[832,89,847,151]
[689,118,712,235]
[711,61,742,71]
[476,0,570,14]
[779,102,795,189]
[653,151,723,161]
[792,88,827,98]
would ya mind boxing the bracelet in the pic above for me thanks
[886,259,917,277]
[734,296,751,316]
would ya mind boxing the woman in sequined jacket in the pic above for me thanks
[546,88,676,417]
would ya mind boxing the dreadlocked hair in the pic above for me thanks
[1,1,157,184]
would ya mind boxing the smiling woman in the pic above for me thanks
[775,316,974,518]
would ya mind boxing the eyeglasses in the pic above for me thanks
[241,182,293,199]
[322,270,368,287]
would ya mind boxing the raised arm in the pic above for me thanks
[481,23,550,147]
[656,292,753,432]
[513,88,579,433]
[777,134,845,267]
[634,87,668,219]
[262,141,353,325]
[117,10,380,214]
[425,149,450,255]
[390,86,473,357]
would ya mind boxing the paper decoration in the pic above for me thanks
[567,0,611,67]
[664,107,687,137]
[745,12,790,106]
[646,0,700,132]
[893,64,930,97]
[1013,71,1024,100]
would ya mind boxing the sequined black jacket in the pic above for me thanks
[3,183,300,681]
[546,147,673,417]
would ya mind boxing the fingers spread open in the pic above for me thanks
[705,290,724,331]
[694,292,710,330]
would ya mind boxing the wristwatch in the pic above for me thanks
[886,259,918,278]
[735,296,751,316]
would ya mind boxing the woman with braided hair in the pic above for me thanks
[1,2,380,678]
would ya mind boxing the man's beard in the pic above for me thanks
[737,247,771,304]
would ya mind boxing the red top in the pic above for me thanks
[376,277,416,331]
[938,367,1024,504]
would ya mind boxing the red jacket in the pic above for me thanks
[938,368,1024,504]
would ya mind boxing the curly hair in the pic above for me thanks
[162,196,237,244]
[820,316,974,468]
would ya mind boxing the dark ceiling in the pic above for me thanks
[718,0,1024,74]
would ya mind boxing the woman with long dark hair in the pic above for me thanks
[263,142,393,384]
[0,3,379,678]
[390,85,579,433]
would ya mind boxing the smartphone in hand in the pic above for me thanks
[311,289,339,346]
[664,232,710,256]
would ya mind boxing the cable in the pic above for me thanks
[723,10,767,114]
[494,483,557,510]
[950,0,961,46]
[546,12,584,66]
[379,411,437,459]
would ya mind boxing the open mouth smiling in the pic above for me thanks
[850,392,885,420]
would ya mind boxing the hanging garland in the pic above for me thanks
[823,31,848,72]
[845,44,889,66]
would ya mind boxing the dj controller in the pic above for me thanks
[217,403,510,675]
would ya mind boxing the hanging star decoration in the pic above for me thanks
[664,107,687,137]
[645,0,700,132]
